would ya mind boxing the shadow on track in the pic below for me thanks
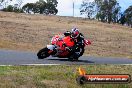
[47,59,94,64]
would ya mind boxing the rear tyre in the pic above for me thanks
[37,47,50,59]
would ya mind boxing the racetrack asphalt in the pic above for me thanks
[0,49,132,65]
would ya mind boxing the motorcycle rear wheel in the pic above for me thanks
[37,47,50,59]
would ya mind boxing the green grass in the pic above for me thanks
[0,65,131,88]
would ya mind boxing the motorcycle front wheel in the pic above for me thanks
[37,47,50,59]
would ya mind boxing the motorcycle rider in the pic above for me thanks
[71,28,84,46]
[64,28,85,59]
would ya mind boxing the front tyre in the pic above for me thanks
[37,47,50,59]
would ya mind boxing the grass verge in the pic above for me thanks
[0,65,131,88]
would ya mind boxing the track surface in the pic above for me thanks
[0,49,132,65]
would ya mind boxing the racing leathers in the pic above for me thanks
[64,31,85,59]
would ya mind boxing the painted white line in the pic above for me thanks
[0,64,60,66]
[0,65,13,66]
[0,64,131,66]
[119,64,132,65]
[20,64,61,66]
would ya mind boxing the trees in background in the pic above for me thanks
[80,0,132,28]
[0,0,23,13]
[2,5,13,12]
[22,0,58,15]
[94,0,121,23]
[124,5,132,28]
[118,13,126,25]
[112,5,132,28]
[80,0,95,19]
[0,0,58,15]
[22,3,35,13]
[2,5,23,13]
[1,5,23,13]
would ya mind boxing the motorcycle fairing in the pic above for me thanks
[47,45,55,50]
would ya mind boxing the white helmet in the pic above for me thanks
[71,28,80,38]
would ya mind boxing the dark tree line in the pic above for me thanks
[22,0,58,15]
[80,0,132,27]
[0,0,58,15]
[124,6,132,27]
[1,5,23,13]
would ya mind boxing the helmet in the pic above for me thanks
[71,28,80,38]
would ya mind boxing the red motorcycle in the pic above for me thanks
[37,34,91,60]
